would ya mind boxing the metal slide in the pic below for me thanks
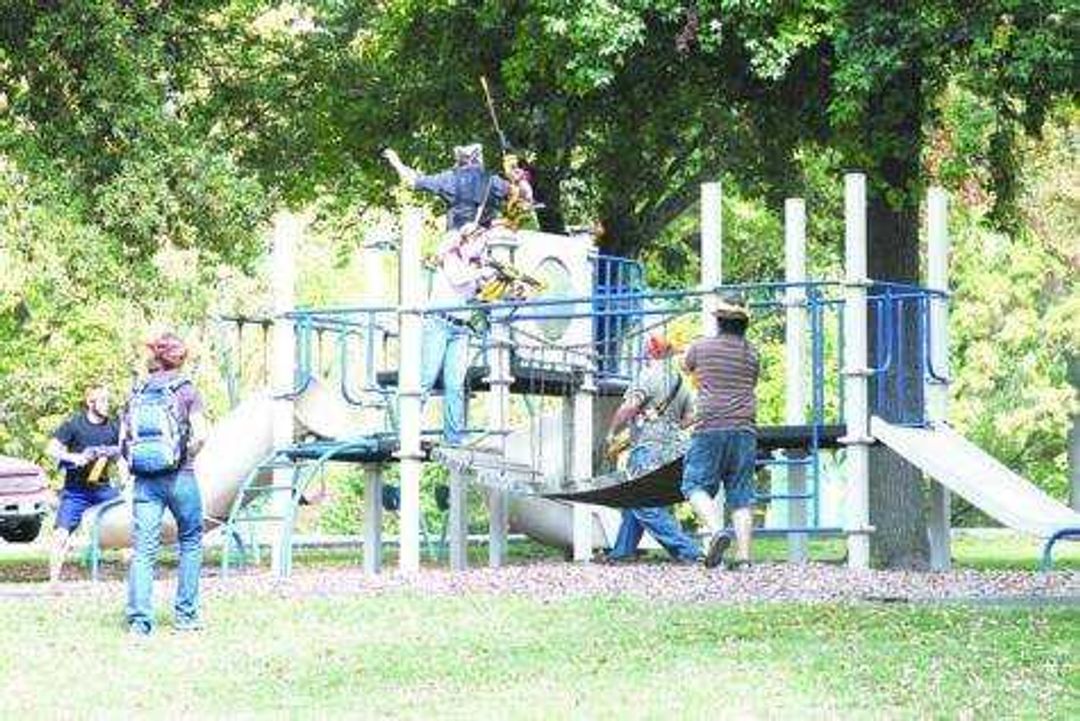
[870,416,1080,539]
[82,379,621,553]
[86,392,276,549]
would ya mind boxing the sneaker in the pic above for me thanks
[703,532,731,569]
[128,624,151,640]
[174,618,204,632]
[728,559,752,572]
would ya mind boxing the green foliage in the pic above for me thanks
[0,2,271,461]
[0,1,270,265]
[949,108,1079,501]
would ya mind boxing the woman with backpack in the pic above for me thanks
[123,332,208,636]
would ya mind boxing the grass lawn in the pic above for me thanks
[1,532,1077,718]
[0,586,1076,719]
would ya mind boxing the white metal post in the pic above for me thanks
[270,211,298,577]
[842,173,872,570]
[484,235,516,567]
[926,187,952,571]
[699,182,725,523]
[397,208,424,573]
[571,379,596,562]
[784,198,809,563]
[363,464,383,575]
[700,182,722,337]
[448,466,468,570]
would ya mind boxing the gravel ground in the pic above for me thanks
[3,561,1078,605]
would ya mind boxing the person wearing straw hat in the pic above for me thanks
[680,290,761,570]
[598,333,701,564]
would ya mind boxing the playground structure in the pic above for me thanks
[82,175,1079,574]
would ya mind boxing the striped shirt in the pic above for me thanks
[683,333,760,431]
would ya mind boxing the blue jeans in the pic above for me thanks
[680,428,757,508]
[420,316,471,445]
[126,470,203,632]
[55,485,120,532]
[610,507,702,561]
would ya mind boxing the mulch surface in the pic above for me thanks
[3,560,1078,606]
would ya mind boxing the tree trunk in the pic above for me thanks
[864,63,931,570]
[533,164,565,235]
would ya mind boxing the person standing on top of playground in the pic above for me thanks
[123,332,208,635]
[600,333,702,563]
[382,143,511,445]
[45,384,124,585]
[680,291,760,570]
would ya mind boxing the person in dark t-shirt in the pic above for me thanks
[383,143,510,231]
[45,385,123,584]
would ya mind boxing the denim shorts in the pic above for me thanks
[680,428,757,509]
[55,485,120,532]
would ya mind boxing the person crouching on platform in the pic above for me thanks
[599,334,702,564]
[680,291,761,570]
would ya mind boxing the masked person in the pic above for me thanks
[599,334,702,564]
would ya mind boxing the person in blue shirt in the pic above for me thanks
[383,143,509,231]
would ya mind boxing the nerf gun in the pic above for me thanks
[59,445,121,485]
[475,257,545,303]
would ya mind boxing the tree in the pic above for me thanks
[0,1,269,459]
[185,1,1076,568]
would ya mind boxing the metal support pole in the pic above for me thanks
[700,182,722,338]
[784,198,809,563]
[449,466,468,571]
[571,380,596,562]
[363,464,383,575]
[397,207,424,573]
[842,173,872,570]
[700,181,725,522]
[270,211,299,578]
[484,234,517,567]
[926,187,952,571]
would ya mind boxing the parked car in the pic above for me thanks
[0,455,50,543]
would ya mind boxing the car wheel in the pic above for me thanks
[0,516,43,543]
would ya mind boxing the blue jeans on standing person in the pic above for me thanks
[126,470,203,634]
[420,316,471,445]
[679,428,757,509]
[608,443,702,562]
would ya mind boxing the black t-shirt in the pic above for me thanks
[52,413,120,489]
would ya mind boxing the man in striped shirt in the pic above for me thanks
[680,291,761,569]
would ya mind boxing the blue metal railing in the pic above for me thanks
[593,254,646,380]
[224,271,951,547]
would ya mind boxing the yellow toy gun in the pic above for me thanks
[475,258,545,303]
